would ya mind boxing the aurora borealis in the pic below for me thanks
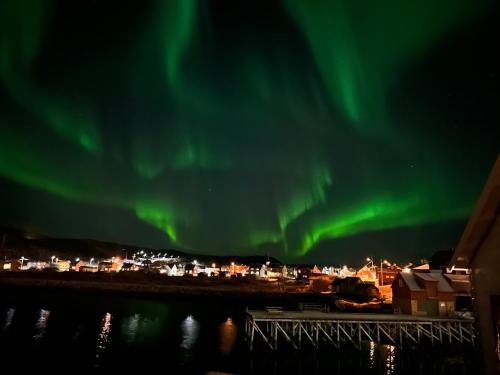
[0,0,498,263]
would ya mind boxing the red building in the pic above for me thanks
[377,268,399,286]
[392,271,456,317]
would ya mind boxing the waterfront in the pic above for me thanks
[0,291,477,374]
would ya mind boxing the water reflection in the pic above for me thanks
[368,341,376,368]
[383,344,397,375]
[219,317,237,354]
[180,315,199,350]
[122,313,140,344]
[33,309,50,342]
[3,308,15,331]
[95,312,112,366]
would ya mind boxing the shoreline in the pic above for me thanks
[0,272,330,304]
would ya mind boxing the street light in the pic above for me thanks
[380,259,391,286]
[90,258,95,265]
[75,257,80,262]
[20,256,27,269]
[51,255,55,263]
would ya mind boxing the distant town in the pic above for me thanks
[0,228,472,320]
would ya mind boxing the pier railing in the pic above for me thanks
[245,310,475,351]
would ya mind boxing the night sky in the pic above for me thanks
[0,0,498,264]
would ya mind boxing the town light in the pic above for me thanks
[193,259,198,265]
[231,262,235,266]
[51,255,55,263]
[212,263,216,268]
[366,257,371,262]
[75,257,80,262]
[403,268,411,273]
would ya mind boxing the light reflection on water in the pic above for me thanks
[123,313,140,344]
[33,309,50,342]
[95,312,112,366]
[180,314,199,350]
[367,341,398,374]
[219,317,237,354]
[368,341,376,368]
[383,344,397,375]
[0,296,476,373]
[3,308,15,331]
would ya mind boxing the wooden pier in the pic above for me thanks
[245,310,475,351]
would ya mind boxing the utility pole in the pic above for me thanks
[1,232,6,249]
[380,259,384,287]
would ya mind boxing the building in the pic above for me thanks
[25,261,48,271]
[184,263,199,276]
[443,273,472,312]
[392,271,455,317]
[56,260,71,272]
[0,259,19,271]
[377,265,400,286]
[168,263,179,276]
[449,155,500,375]
[356,265,377,283]
[247,263,261,276]
[79,265,98,273]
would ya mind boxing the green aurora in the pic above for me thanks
[0,0,498,262]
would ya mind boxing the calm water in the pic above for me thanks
[0,290,477,374]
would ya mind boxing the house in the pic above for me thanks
[377,265,400,286]
[443,273,472,312]
[449,155,500,375]
[98,261,112,272]
[247,263,261,276]
[26,261,48,271]
[0,258,19,271]
[184,263,199,276]
[79,265,98,273]
[338,265,356,278]
[356,265,377,282]
[56,260,71,272]
[168,263,179,276]
[266,263,283,278]
[392,271,455,317]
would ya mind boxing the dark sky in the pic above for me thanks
[0,0,499,264]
